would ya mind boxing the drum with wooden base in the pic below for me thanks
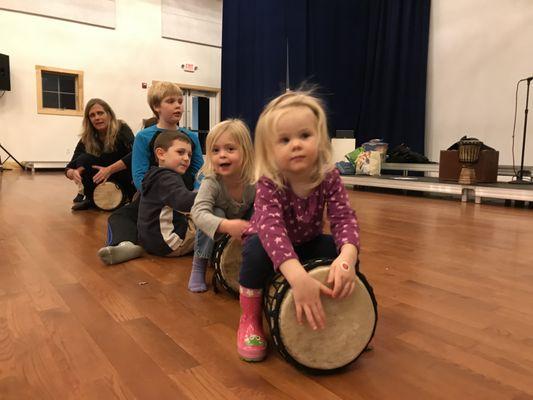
[264,258,377,373]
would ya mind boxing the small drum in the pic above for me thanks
[211,235,242,297]
[458,138,482,164]
[93,181,126,211]
[458,138,482,184]
[264,258,377,373]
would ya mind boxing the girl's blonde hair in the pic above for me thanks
[254,90,332,189]
[198,119,255,185]
[81,98,121,156]
[147,82,183,118]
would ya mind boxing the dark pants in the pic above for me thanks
[106,197,139,246]
[75,153,135,202]
[239,234,339,289]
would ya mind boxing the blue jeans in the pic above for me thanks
[194,207,226,258]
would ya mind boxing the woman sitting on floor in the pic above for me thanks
[65,98,136,211]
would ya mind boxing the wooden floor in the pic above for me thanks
[1,171,533,400]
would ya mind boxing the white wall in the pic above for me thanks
[426,0,533,165]
[0,0,221,162]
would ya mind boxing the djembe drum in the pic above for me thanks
[212,235,242,297]
[264,258,377,373]
[458,138,482,185]
[93,181,126,211]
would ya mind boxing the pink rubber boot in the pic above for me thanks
[237,286,267,362]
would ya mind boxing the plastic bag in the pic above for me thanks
[345,147,365,165]
[355,151,381,176]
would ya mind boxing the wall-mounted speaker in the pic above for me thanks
[0,54,11,91]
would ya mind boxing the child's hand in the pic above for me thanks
[291,272,333,330]
[219,219,250,242]
[327,255,357,299]
[281,259,334,330]
[92,165,112,184]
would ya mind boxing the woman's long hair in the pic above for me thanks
[80,98,121,156]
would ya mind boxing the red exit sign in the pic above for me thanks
[182,63,197,73]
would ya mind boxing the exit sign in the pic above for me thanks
[182,63,197,73]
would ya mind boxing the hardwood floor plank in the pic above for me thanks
[12,257,71,312]
[121,317,199,373]
[77,377,134,400]
[370,337,526,400]
[76,274,143,323]
[170,366,242,400]
[39,308,136,399]
[0,293,80,399]
[387,303,533,368]
[397,330,533,395]
[56,283,190,399]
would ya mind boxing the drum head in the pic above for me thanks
[277,265,376,370]
[93,181,124,211]
[217,237,242,294]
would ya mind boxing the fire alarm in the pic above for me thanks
[141,82,147,89]
[181,63,198,73]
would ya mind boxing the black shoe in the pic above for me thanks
[71,199,94,211]
[73,193,85,203]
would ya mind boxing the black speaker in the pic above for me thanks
[0,54,11,91]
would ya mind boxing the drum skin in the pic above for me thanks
[265,259,377,372]
[93,181,125,211]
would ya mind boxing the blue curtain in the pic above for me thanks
[221,0,431,154]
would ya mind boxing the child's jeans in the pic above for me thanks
[194,207,226,259]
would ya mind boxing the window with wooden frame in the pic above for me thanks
[36,66,84,116]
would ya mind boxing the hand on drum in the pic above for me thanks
[92,165,112,184]
[328,247,358,299]
[279,259,335,331]
[291,271,333,330]
[219,219,250,242]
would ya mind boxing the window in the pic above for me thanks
[36,66,84,116]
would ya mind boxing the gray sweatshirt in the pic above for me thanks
[191,175,255,239]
